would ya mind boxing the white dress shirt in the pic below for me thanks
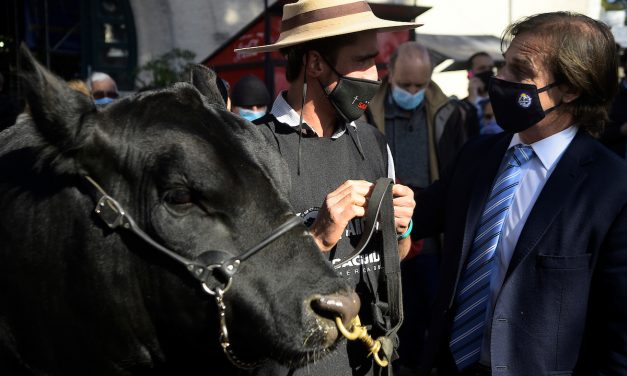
[480,125,579,365]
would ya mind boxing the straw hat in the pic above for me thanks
[235,0,422,54]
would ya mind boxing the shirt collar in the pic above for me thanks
[508,125,578,171]
[270,91,356,139]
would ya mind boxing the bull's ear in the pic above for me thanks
[189,64,226,109]
[18,43,94,150]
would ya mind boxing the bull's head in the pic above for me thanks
[0,45,360,373]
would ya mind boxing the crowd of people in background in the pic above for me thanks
[2,45,626,160]
[3,46,625,161]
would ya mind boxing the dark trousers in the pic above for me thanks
[434,345,491,376]
[395,240,440,372]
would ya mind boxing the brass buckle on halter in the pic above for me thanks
[335,315,389,367]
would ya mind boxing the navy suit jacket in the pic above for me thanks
[414,130,627,375]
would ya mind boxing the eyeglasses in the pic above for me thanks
[92,90,119,100]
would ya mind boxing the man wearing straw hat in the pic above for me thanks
[236,0,420,375]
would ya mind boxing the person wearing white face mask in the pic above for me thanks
[368,40,468,375]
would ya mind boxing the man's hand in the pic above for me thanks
[309,180,373,252]
[392,184,416,259]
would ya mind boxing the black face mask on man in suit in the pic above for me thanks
[488,76,561,133]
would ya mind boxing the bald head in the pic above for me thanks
[390,42,432,72]
[389,41,432,95]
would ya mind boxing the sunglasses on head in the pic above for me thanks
[92,90,119,100]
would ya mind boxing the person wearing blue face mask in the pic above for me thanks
[368,41,469,375]
[370,42,468,191]
[478,98,503,135]
[230,74,270,122]
[87,72,119,107]
[391,84,426,111]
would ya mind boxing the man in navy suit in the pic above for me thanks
[414,12,627,375]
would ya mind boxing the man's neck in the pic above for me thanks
[285,82,339,138]
[519,112,574,144]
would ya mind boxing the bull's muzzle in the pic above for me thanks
[311,291,360,329]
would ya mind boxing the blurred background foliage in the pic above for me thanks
[135,48,196,89]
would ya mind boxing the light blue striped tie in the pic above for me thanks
[449,144,535,371]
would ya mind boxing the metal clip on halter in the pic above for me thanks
[335,315,389,367]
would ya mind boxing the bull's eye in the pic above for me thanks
[164,189,193,206]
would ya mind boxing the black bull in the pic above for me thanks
[0,46,360,374]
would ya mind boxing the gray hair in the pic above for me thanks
[389,41,432,73]
[87,72,118,91]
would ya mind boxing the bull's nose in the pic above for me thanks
[311,291,360,327]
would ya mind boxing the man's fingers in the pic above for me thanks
[327,191,367,223]
[394,196,414,207]
[392,184,414,198]
[393,185,416,211]
[352,192,367,207]
[394,206,414,219]
[352,205,366,218]
[395,217,411,230]
[327,180,373,206]
[339,180,374,196]
[392,184,415,234]
[337,191,367,216]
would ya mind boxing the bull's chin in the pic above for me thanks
[313,316,340,348]
[223,315,342,369]
[271,316,343,368]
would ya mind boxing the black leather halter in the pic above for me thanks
[84,176,302,295]
[83,175,303,368]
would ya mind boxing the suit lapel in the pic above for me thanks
[458,134,512,275]
[504,131,593,280]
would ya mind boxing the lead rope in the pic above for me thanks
[332,178,401,369]
[335,316,389,367]
[297,54,308,176]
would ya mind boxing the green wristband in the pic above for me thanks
[397,219,413,241]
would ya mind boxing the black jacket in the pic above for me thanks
[414,130,627,375]
[600,81,627,157]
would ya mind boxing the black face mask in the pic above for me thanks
[320,57,381,122]
[488,77,561,133]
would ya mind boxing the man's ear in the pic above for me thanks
[18,43,95,150]
[559,84,580,104]
[305,50,325,79]
[189,64,226,109]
